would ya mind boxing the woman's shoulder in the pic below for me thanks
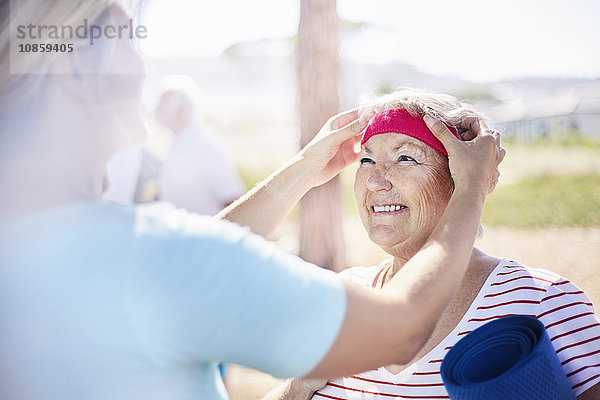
[339,259,392,287]
[491,259,568,288]
[485,258,590,305]
[134,202,245,240]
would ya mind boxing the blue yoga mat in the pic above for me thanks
[440,315,575,399]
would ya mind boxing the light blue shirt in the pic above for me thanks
[0,202,346,400]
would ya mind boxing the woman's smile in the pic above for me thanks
[371,203,408,215]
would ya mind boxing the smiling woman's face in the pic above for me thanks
[354,132,454,258]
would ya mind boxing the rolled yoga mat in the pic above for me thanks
[440,315,575,399]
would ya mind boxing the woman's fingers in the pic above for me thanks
[424,115,503,157]
[490,129,500,142]
[424,114,506,195]
[485,128,505,163]
[486,130,505,194]
[307,109,366,151]
[499,146,506,163]
[458,116,481,141]
[488,168,501,194]
[338,117,368,136]
[325,115,368,145]
[315,109,366,144]
[329,108,359,130]
[423,115,459,151]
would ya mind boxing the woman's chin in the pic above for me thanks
[368,226,432,259]
[368,226,407,249]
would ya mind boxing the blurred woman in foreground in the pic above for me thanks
[0,1,502,399]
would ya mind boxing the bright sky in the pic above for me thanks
[141,0,600,82]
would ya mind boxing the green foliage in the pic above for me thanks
[482,175,600,228]
[504,130,600,149]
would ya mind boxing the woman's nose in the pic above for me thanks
[366,168,392,192]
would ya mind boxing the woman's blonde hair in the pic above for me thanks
[358,87,492,133]
[0,0,115,107]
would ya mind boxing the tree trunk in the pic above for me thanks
[296,0,345,271]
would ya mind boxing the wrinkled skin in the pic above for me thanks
[354,133,454,263]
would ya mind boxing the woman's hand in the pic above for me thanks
[218,109,366,237]
[298,109,367,188]
[290,378,328,398]
[424,115,505,198]
[262,378,327,400]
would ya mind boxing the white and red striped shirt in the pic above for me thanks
[312,259,600,399]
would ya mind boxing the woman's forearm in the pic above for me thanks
[306,188,487,378]
[217,109,364,238]
[382,187,486,344]
[216,155,316,238]
[380,118,502,349]
[308,117,504,379]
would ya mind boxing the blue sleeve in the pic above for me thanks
[128,205,346,378]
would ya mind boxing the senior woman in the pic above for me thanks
[0,1,506,399]
[263,89,600,400]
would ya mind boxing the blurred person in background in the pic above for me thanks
[0,1,503,399]
[263,89,600,400]
[155,76,244,216]
[103,145,163,205]
[103,146,145,204]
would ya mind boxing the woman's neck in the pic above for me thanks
[387,247,496,286]
[0,128,106,221]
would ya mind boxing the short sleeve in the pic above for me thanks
[536,280,600,396]
[128,206,346,379]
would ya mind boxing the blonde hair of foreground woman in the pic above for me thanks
[0,0,115,106]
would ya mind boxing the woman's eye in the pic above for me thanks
[398,155,417,163]
[360,157,374,165]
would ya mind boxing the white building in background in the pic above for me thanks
[490,83,600,142]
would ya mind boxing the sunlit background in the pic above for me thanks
[142,0,600,81]
[122,0,600,276]
[107,1,600,397]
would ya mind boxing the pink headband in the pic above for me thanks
[361,109,460,157]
